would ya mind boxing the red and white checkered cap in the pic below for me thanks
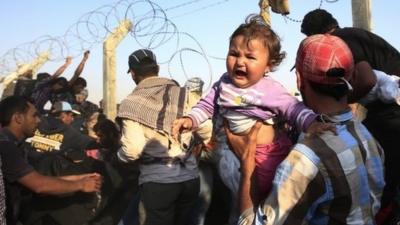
[295,34,354,85]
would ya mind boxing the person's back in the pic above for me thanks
[248,111,384,224]
[332,27,400,76]
[301,9,400,213]
[279,113,384,223]
[28,114,91,154]
[118,49,200,225]
[117,75,199,184]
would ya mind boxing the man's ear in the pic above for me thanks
[295,70,302,90]
[130,70,136,80]
[13,113,24,125]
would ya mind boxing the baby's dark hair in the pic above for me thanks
[229,14,286,71]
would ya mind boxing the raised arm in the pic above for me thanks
[51,57,72,79]
[224,121,262,215]
[69,50,90,85]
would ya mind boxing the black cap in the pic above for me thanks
[127,49,157,73]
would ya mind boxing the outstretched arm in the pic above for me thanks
[51,57,72,79]
[69,50,90,85]
[18,170,102,195]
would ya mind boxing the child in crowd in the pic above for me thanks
[172,15,328,201]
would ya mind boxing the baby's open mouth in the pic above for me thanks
[235,70,247,76]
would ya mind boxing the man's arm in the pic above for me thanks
[224,121,262,214]
[59,173,99,181]
[18,170,101,195]
[51,57,72,79]
[348,61,377,103]
[69,50,90,85]
[117,119,146,162]
[187,79,221,128]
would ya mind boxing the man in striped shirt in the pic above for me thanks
[231,34,385,225]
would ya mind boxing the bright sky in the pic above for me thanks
[0,0,399,104]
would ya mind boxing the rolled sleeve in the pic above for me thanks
[118,119,146,162]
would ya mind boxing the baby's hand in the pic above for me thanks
[172,117,193,140]
[306,121,337,136]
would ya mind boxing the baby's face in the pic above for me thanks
[226,35,270,88]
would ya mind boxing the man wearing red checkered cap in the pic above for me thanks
[302,12,400,216]
[295,34,356,106]
[235,34,385,225]
[295,34,354,85]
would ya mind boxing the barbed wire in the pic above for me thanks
[282,0,339,23]
[0,0,231,88]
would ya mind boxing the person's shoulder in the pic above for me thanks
[0,133,19,155]
[334,27,380,39]
[38,116,66,133]
[291,140,321,161]
[0,140,17,153]
[335,27,365,33]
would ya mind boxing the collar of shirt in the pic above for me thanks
[317,108,353,124]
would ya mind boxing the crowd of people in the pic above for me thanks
[0,9,399,225]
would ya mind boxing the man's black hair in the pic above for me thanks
[36,72,51,81]
[308,82,349,100]
[93,118,120,150]
[0,96,32,126]
[307,68,350,100]
[73,77,87,87]
[301,9,339,36]
[130,58,159,78]
[50,77,69,88]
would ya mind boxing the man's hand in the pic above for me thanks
[172,117,193,140]
[83,50,90,61]
[224,120,262,175]
[78,173,102,193]
[65,57,72,65]
[306,121,337,136]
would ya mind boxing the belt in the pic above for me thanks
[139,155,185,167]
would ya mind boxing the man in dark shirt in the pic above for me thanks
[28,101,91,153]
[0,96,102,224]
[301,8,400,216]
[301,9,400,76]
